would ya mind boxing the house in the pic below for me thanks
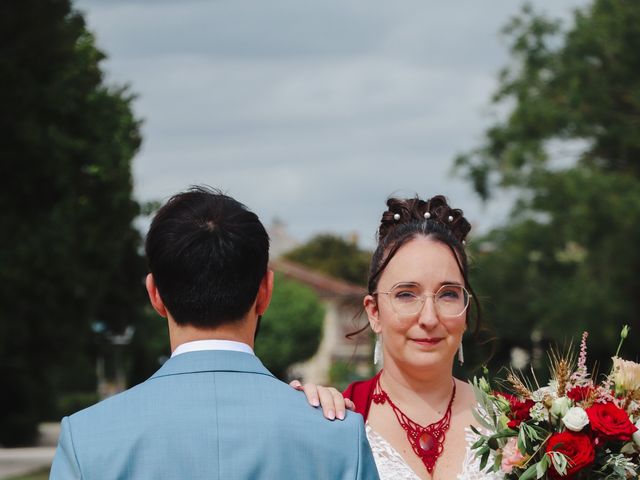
[269,258,373,384]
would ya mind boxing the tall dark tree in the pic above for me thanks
[0,0,145,445]
[456,0,640,374]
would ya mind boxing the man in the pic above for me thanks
[50,186,378,479]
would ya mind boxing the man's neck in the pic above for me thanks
[168,318,256,353]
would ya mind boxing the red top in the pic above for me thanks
[342,371,382,421]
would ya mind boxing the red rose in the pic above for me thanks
[586,402,637,441]
[545,431,595,479]
[566,386,593,403]
[496,392,534,428]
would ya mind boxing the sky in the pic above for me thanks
[74,0,587,248]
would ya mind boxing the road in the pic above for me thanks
[0,424,59,479]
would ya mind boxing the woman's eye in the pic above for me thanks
[394,291,418,302]
[438,289,460,300]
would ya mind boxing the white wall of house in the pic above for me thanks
[291,299,372,383]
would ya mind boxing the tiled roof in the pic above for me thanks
[270,259,366,297]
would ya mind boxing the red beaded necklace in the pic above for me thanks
[372,373,456,474]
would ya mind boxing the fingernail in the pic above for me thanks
[337,411,345,420]
[328,410,335,420]
[311,397,320,407]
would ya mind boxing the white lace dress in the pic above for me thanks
[366,424,504,480]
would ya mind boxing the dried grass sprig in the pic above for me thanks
[506,370,533,400]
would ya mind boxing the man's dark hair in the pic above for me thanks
[145,186,270,327]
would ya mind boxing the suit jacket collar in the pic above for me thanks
[149,350,275,380]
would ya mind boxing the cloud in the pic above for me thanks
[76,0,587,247]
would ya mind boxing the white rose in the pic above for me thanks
[633,420,640,448]
[551,396,572,419]
[562,406,589,432]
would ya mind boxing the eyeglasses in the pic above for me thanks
[374,283,471,317]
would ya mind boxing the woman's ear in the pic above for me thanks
[364,295,381,334]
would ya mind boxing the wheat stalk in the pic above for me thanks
[556,359,571,397]
[507,371,533,399]
[548,347,574,398]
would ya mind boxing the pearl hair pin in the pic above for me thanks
[393,213,401,221]
[447,215,454,222]
[424,212,431,219]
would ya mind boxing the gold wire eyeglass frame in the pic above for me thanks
[373,283,472,317]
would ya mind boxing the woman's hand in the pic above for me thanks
[289,380,355,420]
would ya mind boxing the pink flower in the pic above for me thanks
[501,437,525,473]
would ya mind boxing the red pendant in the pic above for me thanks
[418,432,435,452]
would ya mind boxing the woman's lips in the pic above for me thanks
[411,337,443,346]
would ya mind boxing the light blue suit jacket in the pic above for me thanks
[50,350,379,479]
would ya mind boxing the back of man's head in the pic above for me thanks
[145,186,270,328]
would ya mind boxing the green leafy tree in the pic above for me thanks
[456,0,640,374]
[284,234,371,286]
[0,0,144,445]
[255,274,324,380]
[469,170,640,371]
[456,1,640,198]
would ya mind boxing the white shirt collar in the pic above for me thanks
[171,339,255,358]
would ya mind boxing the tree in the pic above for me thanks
[455,0,640,376]
[284,234,371,286]
[456,1,640,198]
[255,274,324,380]
[0,0,144,445]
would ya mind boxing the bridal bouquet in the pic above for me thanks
[471,327,640,479]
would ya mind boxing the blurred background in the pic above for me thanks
[2,0,640,476]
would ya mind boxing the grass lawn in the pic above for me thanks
[7,469,49,480]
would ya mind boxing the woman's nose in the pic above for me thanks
[417,296,439,329]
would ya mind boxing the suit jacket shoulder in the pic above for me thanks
[50,350,379,480]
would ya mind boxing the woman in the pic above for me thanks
[295,195,502,480]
